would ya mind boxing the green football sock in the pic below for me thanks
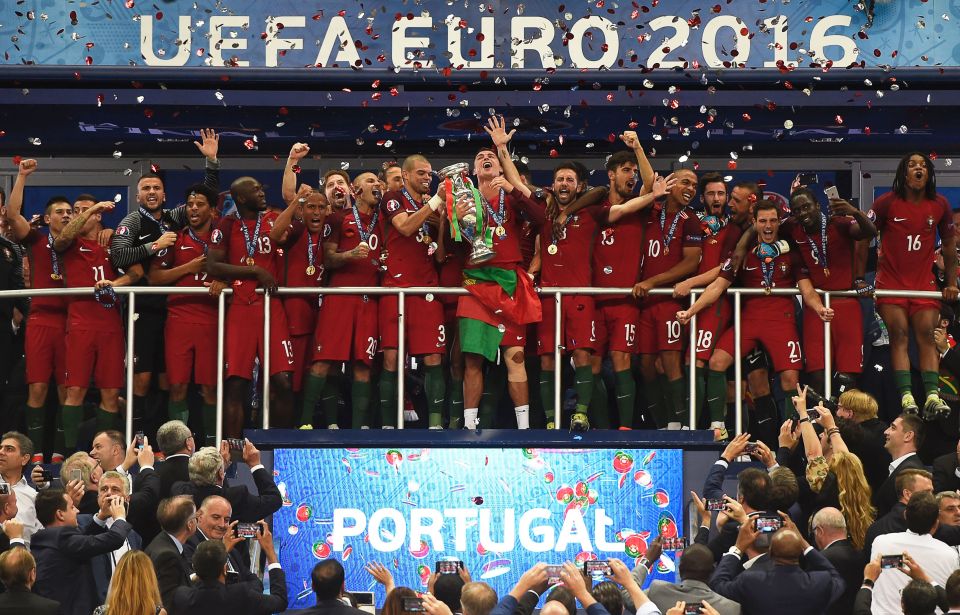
[540,370,557,419]
[25,404,44,457]
[573,365,594,412]
[614,369,636,428]
[351,380,372,429]
[168,399,189,424]
[448,378,464,428]
[922,371,940,398]
[379,370,398,427]
[96,407,116,431]
[894,370,913,397]
[61,404,82,449]
[644,376,668,427]
[425,365,446,428]
[667,378,687,425]
[706,370,728,424]
[321,381,339,428]
[694,366,707,425]
[589,376,610,429]
[300,373,326,426]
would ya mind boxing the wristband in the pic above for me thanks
[427,193,444,212]
[827,428,840,436]
[638,557,652,571]
[797,417,811,424]
[862,579,875,588]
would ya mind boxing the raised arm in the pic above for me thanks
[282,142,310,206]
[270,183,311,243]
[485,115,531,199]
[194,128,221,193]
[54,201,115,252]
[676,275,731,325]
[619,130,654,195]
[4,159,36,241]
[606,173,674,223]
[791,385,823,459]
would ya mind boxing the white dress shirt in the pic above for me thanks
[888,452,916,475]
[11,475,42,546]
[871,530,960,614]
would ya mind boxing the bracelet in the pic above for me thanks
[638,557,651,571]
[862,579,875,588]
[827,428,840,436]
[797,417,811,424]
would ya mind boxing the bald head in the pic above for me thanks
[540,601,570,615]
[811,506,847,549]
[770,528,805,565]
[229,176,266,212]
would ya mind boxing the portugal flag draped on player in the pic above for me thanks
[459,266,541,361]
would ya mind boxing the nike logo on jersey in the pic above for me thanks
[893,217,907,222]
[139,233,152,240]
[744,265,758,271]
[79,246,93,252]
[180,245,193,250]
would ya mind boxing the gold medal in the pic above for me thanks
[823,267,831,278]
[50,273,62,281]
[547,244,558,255]
[245,256,256,266]
[421,234,432,245]
[664,246,670,256]
[306,265,316,276]
[764,286,772,296]
[495,225,506,237]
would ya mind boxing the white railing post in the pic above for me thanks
[823,292,832,399]
[397,291,406,429]
[125,291,136,442]
[262,294,271,429]
[216,292,226,444]
[733,291,743,436]
[553,290,562,430]
[688,292,698,430]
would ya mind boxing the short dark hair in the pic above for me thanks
[434,572,465,614]
[905,491,940,535]
[157,496,196,534]
[896,469,933,497]
[789,187,819,209]
[184,183,219,209]
[769,467,800,512]
[312,559,345,600]
[94,430,125,449]
[946,569,960,608]
[678,544,715,583]
[902,579,940,615]
[45,196,72,215]
[74,193,98,204]
[137,173,164,186]
[754,199,780,216]
[546,585,577,615]
[732,181,763,200]
[605,151,635,173]
[899,413,925,449]
[737,467,772,510]
[193,540,227,582]
[554,162,584,184]
[323,169,351,186]
[590,581,622,615]
[36,490,68,527]
[1,432,32,463]
[0,548,34,590]
[698,172,726,196]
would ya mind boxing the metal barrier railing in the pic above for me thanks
[0,285,942,441]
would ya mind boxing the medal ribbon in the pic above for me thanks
[659,204,682,250]
[551,210,575,249]
[306,230,318,270]
[234,211,264,263]
[351,200,380,245]
[401,187,432,244]
[139,207,165,235]
[807,213,828,272]
[47,231,62,279]
[186,228,209,255]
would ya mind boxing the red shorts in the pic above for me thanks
[594,298,640,355]
[638,299,686,354]
[536,294,596,355]
[65,327,125,389]
[456,295,527,348]
[25,319,66,386]
[803,297,863,374]
[314,294,379,366]
[876,296,941,317]
[694,299,731,362]
[379,294,446,356]
[716,314,803,373]
[224,299,295,379]
[165,320,217,386]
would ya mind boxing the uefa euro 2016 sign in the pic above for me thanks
[274,447,683,609]
[2,0,958,71]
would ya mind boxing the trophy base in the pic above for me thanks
[468,251,496,266]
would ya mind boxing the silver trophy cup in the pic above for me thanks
[437,163,496,266]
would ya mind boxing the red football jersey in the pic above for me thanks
[273,219,322,336]
[782,216,858,291]
[210,210,282,305]
[518,219,538,271]
[61,236,122,332]
[697,219,743,275]
[155,227,216,325]
[23,229,65,323]
[719,243,808,318]
[540,205,604,287]
[463,188,545,270]
[640,205,704,280]
[381,189,439,288]
[326,206,383,287]
[870,192,953,291]
[594,198,645,288]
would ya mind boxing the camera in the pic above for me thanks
[662,536,688,551]
[135,431,144,448]
[435,560,463,575]
[227,438,245,462]
[684,605,703,615]
[545,565,562,585]
[753,514,783,533]
[583,560,612,576]
[796,173,819,187]
[806,388,838,413]
[39,470,53,483]
[744,442,758,454]
[403,597,425,612]
[235,522,261,539]
[705,499,726,512]
[0,483,9,496]
[69,469,83,484]
[881,554,904,569]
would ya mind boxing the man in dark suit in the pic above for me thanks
[874,413,927,517]
[863,468,960,549]
[811,507,865,615]
[155,420,195,499]
[145,495,198,610]
[168,528,286,615]
[293,559,368,615]
[170,440,281,523]
[0,491,24,554]
[0,547,58,614]
[183,495,256,583]
[30,489,131,615]
[933,442,960,493]
[710,515,844,615]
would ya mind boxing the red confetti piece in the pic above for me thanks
[742,113,752,121]
[69,11,78,25]
[125,0,135,8]
[143,108,154,119]
[12,156,21,166]
[727,160,737,170]
[291,164,302,174]
[864,127,871,135]
[150,164,160,173]
[930,151,938,160]
[243,139,256,150]
[155,11,163,20]
[549,149,559,158]
[85,56,93,65]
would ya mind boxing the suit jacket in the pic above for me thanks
[170,466,282,522]
[710,549,845,615]
[77,515,144,605]
[855,418,892,494]
[31,519,132,615]
[822,539,865,615]
[157,455,191,499]
[933,451,960,493]
[145,531,192,610]
[126,467,163,543]
[168,566,286,615]
[288,598,370,615]
[183,530,257,586]
[0,587,60,615]
[864,502,960,549]
[619,554,740,615]
[873,453,925,517]
[77,490,99,515]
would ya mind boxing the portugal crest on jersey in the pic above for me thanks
[386,199,401,213]
[211,229,223,244]
[116,226,129,236]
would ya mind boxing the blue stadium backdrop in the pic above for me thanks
[274,447,683,609]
